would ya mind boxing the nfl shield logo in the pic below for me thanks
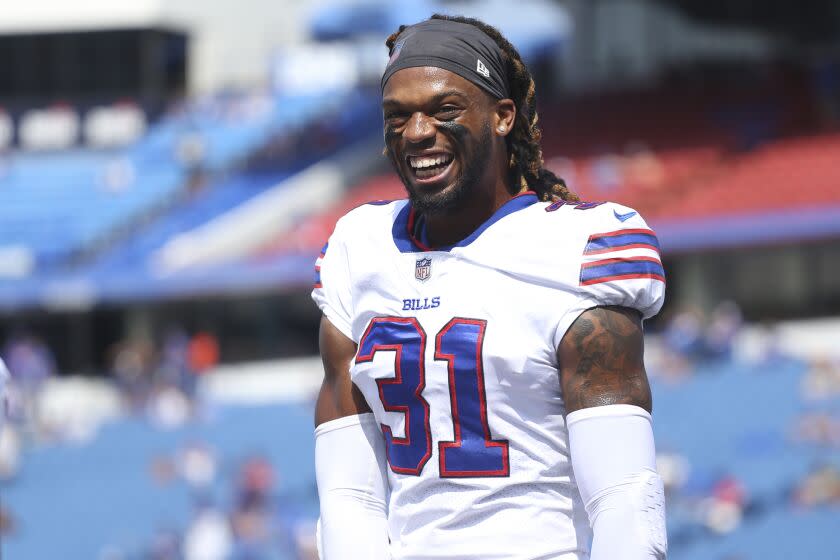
[415,257,432,282]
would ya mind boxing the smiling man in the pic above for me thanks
[312,14,667,560]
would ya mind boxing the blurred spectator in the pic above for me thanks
[702,475,748,535]
[801,357,840,402]
[177,441,218,491]
[109,337,156,410]
[176,127,209,196]
[100,157,137,193]
[712,476,748,508]
[792,464,840,507]
[659,307,705,379]
[159,326,195,398]
[665,308,705,359]
[138,327,214,426]
[183,499,233,560]
[794,413,840,448]
[231,455,278,555]
[2,331,56,433]
[176,129,207,171]
[657,450,691,495]
[740,322,788,367]
[236,455,275,513]
[623,141,665,192]
[704,301,743,361]
[0,420,21,480]
[148,443,217,489]
[188,332,220,377]
[3,331,55,393]
[147,384,191,429]
[0,504,17,537]
[146,449,297,558]
[109,334,196,428]
[657,302,745,376]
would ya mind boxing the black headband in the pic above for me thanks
[381,19,510,100]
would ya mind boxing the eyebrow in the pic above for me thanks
[382,89,469,109]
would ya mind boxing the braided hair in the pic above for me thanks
[385,14,578,202]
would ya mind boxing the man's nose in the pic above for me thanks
[404,112,436,144]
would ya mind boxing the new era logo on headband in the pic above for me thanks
[476,59,490,78]
[381,20,509,100]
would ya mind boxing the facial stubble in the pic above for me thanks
[388,121,495,216]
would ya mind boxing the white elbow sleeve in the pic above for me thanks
[568,404,667,560]
[315,413,390,560]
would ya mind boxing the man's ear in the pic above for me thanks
[493,98,516,137]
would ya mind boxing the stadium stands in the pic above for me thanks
[89,171,297,273]
[3,3,838,559]
[0,91,359,274]
[0,402,317,560]
[654,133,840,218]
[2,348,838,559]
[0,149,184,269]
[4,78,835,311]
[250,125,840,259]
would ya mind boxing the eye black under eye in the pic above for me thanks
[385,113,409,124]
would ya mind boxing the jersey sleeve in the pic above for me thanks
[554,205,666,347]
[311,221,355,341]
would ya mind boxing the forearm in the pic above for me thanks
[315,413,390,559]
[568,405,667,560]
[559,306,666,557]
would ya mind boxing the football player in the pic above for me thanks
[313,15,667,560]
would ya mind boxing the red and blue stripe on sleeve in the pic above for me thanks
[313,242,328,289]
[580,229,665,286]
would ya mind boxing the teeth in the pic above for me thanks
[409,154,452,169]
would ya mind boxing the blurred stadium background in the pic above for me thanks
[1,0,839,558]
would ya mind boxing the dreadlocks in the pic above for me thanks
[385,14,579,203]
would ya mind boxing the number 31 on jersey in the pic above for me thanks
[356,316,510,478]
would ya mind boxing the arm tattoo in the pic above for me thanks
[558,306,652,414]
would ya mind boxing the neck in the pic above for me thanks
[423,177,515,248]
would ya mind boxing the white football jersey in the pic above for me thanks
[312,192,665,560]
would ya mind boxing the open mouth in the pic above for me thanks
[407,153,454,182]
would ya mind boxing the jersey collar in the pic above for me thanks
[392,191,539,253]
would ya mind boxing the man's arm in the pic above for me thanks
[315,315,371,425]
[558,305,651,413]
[558,306,667,560]
[315,316,390,560]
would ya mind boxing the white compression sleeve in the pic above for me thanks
[315,413,390,560]
[567,404,667,560]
